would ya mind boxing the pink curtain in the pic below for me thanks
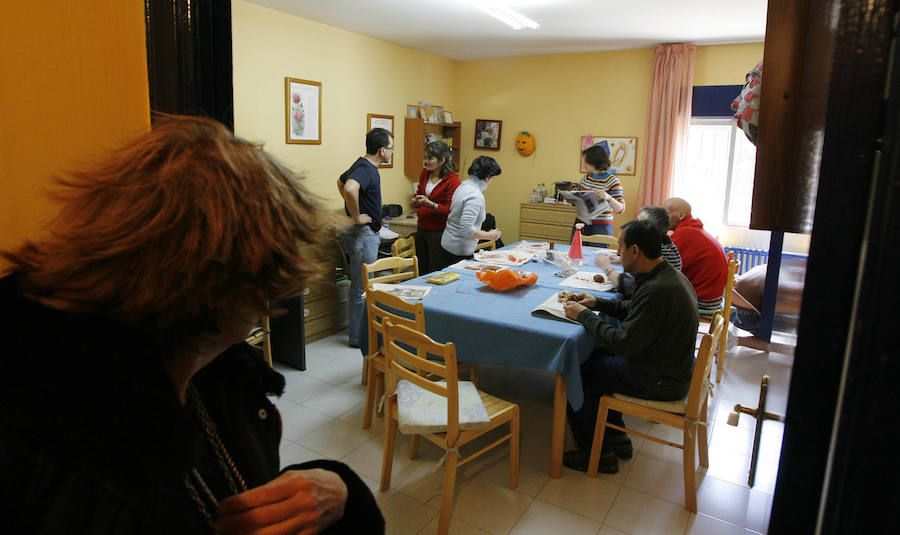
[635,43,696,215]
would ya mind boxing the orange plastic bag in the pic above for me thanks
[476,269,538,291]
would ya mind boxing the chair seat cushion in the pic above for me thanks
[611,393,687,414]
[396,380,490,434]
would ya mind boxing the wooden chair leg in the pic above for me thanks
[361,358,369,385]
[375,374,385,417]
[363,362,377,429]
[380,410,397,492]
[683,426,698,513]
[587,400,610,477]
[509,407,520,489]
[698,397,710,468]
[409,435,421,459]
[715,339,726,383]
[437,449,460,535]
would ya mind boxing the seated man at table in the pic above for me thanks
[562,219,699,473]
[662,197,728,314]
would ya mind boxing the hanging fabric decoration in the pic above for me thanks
[731,61,763,146]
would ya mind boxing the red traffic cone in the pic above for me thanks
[569,223,584,260]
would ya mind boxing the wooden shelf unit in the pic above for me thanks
[404,118,462,179]
[519,202,577,244]
[303,281,337,344]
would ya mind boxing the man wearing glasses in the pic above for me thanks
[337,128,393,348]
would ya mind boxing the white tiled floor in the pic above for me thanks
[273,329,791,535]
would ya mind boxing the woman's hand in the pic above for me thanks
[488,229,502,241]
[214,469,348,535]
[410,194,427,208]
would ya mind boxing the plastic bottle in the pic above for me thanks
[530,189,538,203]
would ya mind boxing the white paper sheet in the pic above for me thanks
[370,283,431,300]
[558,271,616,292]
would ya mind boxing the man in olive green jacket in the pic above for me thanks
[562,219,699,473]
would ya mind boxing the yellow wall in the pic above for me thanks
[232,0,457,210]
[454,42,768,245]
[0,0,150,273]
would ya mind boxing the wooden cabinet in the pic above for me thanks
[303,281,337,344]
[519,203,576,243]
[404,118,461,179]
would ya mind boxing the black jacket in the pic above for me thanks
[577,261,699,397]
[0,274,384,534]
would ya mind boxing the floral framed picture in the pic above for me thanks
[285,77,322,144]
[474,119,502,150]
[367,113,394,168]
[406,104,419,119]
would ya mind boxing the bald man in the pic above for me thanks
[662,198,728,313]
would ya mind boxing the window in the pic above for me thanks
[673,118,757,236]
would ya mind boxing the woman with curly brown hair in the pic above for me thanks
[0,115,384,534]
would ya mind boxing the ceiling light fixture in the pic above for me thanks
[467,1,540,30]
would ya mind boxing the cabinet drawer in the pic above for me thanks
[304,297,336,320]
[520,221,572,241]
[305,314,337,337]
[303,283,336,301]
[520,205,575,225]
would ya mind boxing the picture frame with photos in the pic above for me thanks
[474,119,502,150]
[443,111,454,124]
[406,104,419,119]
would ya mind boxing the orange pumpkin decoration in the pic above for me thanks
[515,131,535,156]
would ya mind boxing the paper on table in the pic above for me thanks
[531,292,598,323]
[379,226,400,240]
[473,250,533,266]
[559,271,616,292]
[370,283,431,300]
[448,260,485,271]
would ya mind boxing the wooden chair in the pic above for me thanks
[474,239,496,251]
[697,251,739,383]
[391,235,416,259]
[380,319,519,535]
[360,256,421,386]
[363,288,479,429]
[588,313,725,512]
[245,316,273,367]
[362,255,419,285]
[581,233,619,250]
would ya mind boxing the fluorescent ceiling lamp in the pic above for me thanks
[467,1,540,30]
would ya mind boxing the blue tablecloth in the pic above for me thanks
[359,243,622,410]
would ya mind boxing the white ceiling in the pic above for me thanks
[246,0,767,61]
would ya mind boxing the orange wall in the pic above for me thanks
[0,1,150,273]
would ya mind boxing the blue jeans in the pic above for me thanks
[730,306,761,337]
[341,225,381,345]
[567,353,689,451]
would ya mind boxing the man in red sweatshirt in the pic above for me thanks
[662,197,728,313]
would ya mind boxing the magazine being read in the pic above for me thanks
[559,190,611,224]
[531,291,598,324]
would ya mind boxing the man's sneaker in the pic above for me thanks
[562,449,619,474]
[606,434,633,459]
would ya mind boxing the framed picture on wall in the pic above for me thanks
[367,113,394,168]
[474,119,502,150]
[580,135,637,175]
[406,104,419,119]
[285,77,322,144]
[444,111,454,123]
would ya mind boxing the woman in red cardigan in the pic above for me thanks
[411,141,460,273]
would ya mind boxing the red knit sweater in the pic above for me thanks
[415,170,460,230]
[669,216,728,300]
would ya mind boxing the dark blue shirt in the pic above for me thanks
[340,157,382,229]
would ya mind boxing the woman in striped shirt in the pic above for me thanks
[576,144,626,236]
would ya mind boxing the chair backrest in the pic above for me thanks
[362,256,420,289]
[475,240,496,251]
[581,233,619,249]
[718,251,740,348]
[391,235,416,259]
[685,312,725,418]
[382,318,460,444]
[365,289,426,358]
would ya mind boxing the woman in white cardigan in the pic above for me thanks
[440,156,502,266]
